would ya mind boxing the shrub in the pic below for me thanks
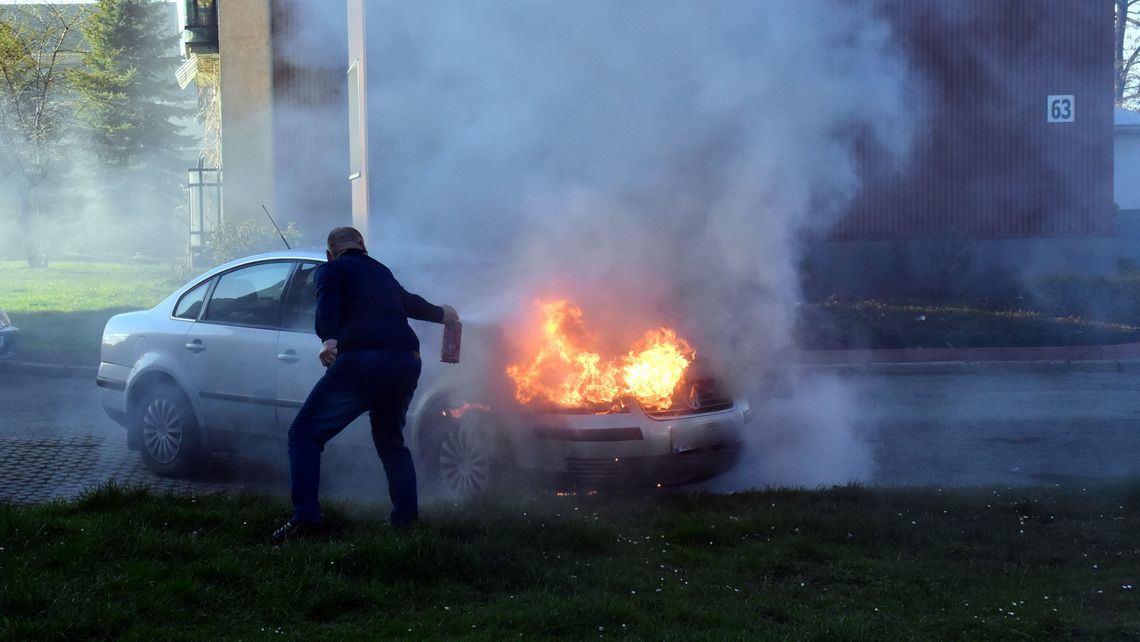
[204,219,303,265]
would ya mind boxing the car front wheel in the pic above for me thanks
[421,408,506,498]
[135,384,205,478]
[437,420,494,497]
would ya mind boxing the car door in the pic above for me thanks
[274,261,327,433]
[183,260,294,436]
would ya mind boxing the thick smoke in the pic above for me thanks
[362,2,919,488]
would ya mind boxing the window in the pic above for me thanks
[202,262,292,327]
[281,262,321,332]
[173,279,212,320]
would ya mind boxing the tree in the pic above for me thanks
[1116,0,1140,108]
[68,0,190,165]
[0,4,89,267]
[67,0,193,257]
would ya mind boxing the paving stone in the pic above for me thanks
[0,436,287,506]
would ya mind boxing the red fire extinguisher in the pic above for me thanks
[441,320,461,364]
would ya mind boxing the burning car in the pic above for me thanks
[0,310,18,359]
[97,250,747,495]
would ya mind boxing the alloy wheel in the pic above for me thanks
[141,397,184,465]
[438,425,492,497]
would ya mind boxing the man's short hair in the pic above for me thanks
[327,226,365,257]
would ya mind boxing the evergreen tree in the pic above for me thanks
[67,0,195,258]
[69,0,191,165]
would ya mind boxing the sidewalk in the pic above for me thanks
[0,434,286,506]
[6,343,1140,379]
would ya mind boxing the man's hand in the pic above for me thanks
[441,304,459,325]
[319,339,338,366]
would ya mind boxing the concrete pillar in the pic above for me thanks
[218,0,275,224]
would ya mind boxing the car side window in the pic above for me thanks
[202,262,292,328]
[173,279,212,320]
[281,262,321,332]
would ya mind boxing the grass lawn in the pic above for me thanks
[1,482,1137,639]
[0,262,179,355]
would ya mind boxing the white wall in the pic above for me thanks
[1116,130,1140,211]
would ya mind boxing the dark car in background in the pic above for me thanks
[0,310,18,359]
[97,250,747,496]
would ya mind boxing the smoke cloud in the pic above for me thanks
[362,1,920,488]
[0,1,195,264]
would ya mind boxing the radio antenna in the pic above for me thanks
[262,204,291,250]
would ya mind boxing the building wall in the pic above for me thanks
[216,0,350,242]
[802,0,1117,296]
[1113,127,1140,266]
[803,236,1118,299]
[1115,130,1140,212]
[833,0,1114,241]
[218,0,275,224]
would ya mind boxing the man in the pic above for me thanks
[271,226,458,543]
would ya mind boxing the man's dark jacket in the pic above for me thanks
[314,249,444,353]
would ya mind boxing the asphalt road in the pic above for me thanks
[851,369,1140,486]
[2,366,1139,505]
[0,369,117,440]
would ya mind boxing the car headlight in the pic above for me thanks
[0,310,10,329]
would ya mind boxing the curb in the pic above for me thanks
[796,359,1140,376]
[786,342,1140,376]
[795,341,1140,365]
[0,358,97,379]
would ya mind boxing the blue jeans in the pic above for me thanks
[287,349,422,526]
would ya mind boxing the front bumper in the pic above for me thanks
[514,401,747,487]
[562,441,743,487]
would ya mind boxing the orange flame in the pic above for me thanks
[506,300,694,411]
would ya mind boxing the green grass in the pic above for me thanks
[0,262,179,354]
[2,482,1138,640]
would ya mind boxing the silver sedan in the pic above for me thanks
[97,250,747,496]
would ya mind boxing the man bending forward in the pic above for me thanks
[272,226,457,543]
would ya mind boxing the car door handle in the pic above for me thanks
[277,350,300,363]
[185,339,206,353]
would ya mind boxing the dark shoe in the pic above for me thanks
[270,519,322,544]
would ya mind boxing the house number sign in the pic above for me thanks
[1047,95,1074,123]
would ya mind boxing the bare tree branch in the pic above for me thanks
[1118,0,1140,108]
[0,3,90,266]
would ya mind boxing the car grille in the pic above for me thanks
[563,443,741,486]
[642,377,735,418]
